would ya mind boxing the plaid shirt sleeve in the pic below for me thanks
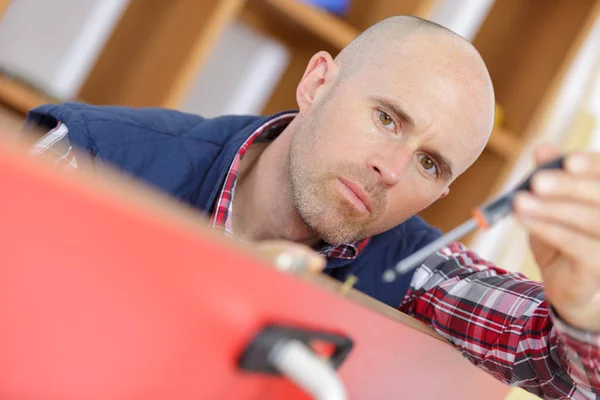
[399,242,600,399]
[28,122,77,169]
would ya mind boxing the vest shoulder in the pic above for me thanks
[25,102,271,150]
[28,102,258,134]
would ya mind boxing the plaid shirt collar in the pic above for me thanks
[209,112,369,260]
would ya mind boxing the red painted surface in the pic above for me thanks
[0,143,510,399]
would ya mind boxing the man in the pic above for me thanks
[25,16,600,399]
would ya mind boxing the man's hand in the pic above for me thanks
[253,240,326,274]
[514,144,600,332]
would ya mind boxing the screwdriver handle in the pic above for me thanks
[472,156,565,229]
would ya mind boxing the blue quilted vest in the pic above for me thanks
[26,102,443,307]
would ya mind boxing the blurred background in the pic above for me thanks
[0,1,598,398]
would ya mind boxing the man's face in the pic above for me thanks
[287,43,493,245]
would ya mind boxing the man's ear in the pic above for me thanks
[439,187,450,199]
[296,51,339,113]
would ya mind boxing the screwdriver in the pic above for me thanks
[382,156,565,283]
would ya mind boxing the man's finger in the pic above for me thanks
[565,151,600,177]
[517,214,598,269]
[514,192,600,239]
[533,143,562,166]
[531,171,600,206]
[254,240,326,273]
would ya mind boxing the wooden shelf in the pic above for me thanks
[486,127,522,159]
[79,0,245,109]
[258,0,360,50]
[0,74,55,115]
[259,0,439,49]
[473,0,597,136]
[345,0,438,31]
[163,0,246,108]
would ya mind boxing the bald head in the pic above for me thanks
[336,16,490,85]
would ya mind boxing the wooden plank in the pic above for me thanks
[240,1,341,115]
[79,0,237,107]
[0,73,55,115]
[486,1,600,201]
[345,0,427,31]
[413,0,440,19]
[473,0,596,136]
[522,1,600,141]
[258,0,360,50]
[162,0,247,109]
[0,103,26,141]
[487,127,522,159]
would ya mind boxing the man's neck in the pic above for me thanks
[231,121,320,246]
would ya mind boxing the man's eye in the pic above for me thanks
[418,154,438,176]
[378,111,395,127]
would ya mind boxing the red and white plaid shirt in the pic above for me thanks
[32,117,600,399]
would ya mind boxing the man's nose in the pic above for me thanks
[366,150,412,188]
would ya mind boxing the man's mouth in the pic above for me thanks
[336,178,373,213]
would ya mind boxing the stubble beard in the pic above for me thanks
[287,128,380,245]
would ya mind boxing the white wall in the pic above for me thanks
[586,68,600,151]
[0,0,129,99]
[428,0,495,41]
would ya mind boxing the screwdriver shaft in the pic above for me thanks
[382,218,478,282]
